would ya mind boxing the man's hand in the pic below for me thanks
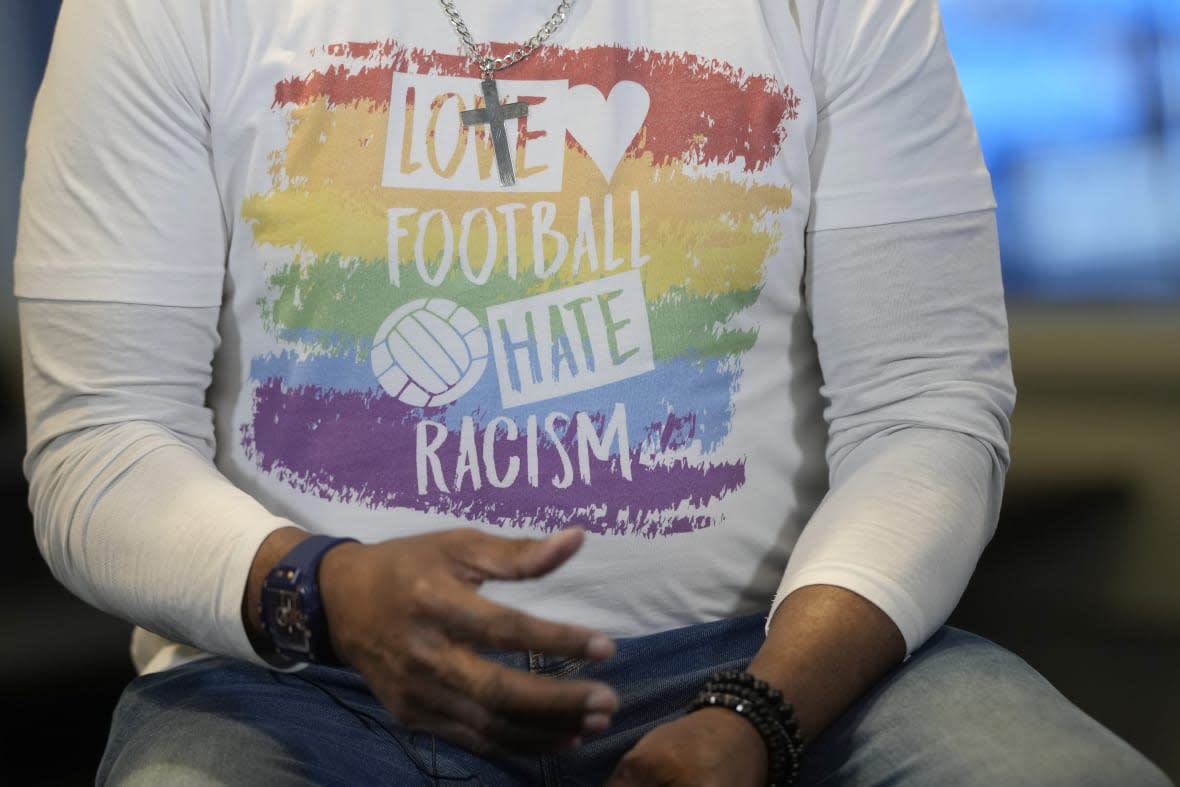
[315,527,619,756]
[605,707,767,787]
[609,584,906,786]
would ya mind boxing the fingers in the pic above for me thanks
[341,527,624,758]
[418,576,615,662]
[446,646,619,719]
[450,527,585,584]
[395,679,583,756]
[392,647,616,755]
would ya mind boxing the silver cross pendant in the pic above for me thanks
[461,79,529,187]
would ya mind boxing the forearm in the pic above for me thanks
[604,584,906,787]
[749,423,1003,743]
[30,425,291,663]
[774,426,1004,655]
[791,209,1013,655]
[749,584,904,742]
[21,299,290,663]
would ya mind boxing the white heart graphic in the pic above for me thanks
[566,82,651,184]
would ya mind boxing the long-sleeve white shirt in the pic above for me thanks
[17,0,1013,672]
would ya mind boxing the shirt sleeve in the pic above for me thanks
[764,0,1012,654]
[16,0,286,666]
[14,0,225,306]
[770,209,1015,654]
[796,0,995,230]
[19,299,290,665]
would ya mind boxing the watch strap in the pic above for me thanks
[260,534,358,666]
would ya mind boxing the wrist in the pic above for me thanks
[695,706,770,777]
[688,670,804,787]
[257,534,360,665]
[318,539,366,664]
[242,526,311,656]
[747,585,906,743]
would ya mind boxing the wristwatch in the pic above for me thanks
[259,534,358,665]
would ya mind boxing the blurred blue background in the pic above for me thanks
[1,0,59,363]
[942,0,1180,299]
[2,1,1178,783]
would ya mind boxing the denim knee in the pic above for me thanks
[801,627,1173,787]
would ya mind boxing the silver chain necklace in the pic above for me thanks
[439,0,574,80]
[438,0,575,186]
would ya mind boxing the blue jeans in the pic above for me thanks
[98,613,1171,786]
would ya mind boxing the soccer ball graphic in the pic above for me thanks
[370,298,489,407]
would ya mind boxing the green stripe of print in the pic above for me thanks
[647,286,760,361]
[264,254,760,362]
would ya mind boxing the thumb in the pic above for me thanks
[458,527,586,583]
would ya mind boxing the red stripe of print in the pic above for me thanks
[273,41,801,171]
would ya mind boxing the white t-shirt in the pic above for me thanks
[17,0,1012,670]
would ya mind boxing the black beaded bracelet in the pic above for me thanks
[687,670,804,787]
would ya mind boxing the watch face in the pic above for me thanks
[268,587,312,654]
